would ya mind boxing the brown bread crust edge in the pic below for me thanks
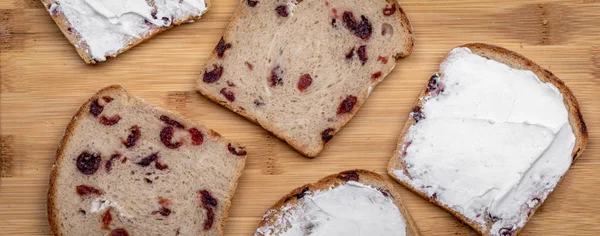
[256,169,421,236]
[195,0,415,158]
[387,43,588,235]
[47,85,246,236]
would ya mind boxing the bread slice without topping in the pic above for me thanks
[196,0,414,157]
[255,169,421,236]
[388,43,588,236]
[40,0,211,64]
[47,85,246,236]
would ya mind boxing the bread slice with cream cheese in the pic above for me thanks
[40,0,211,64]
[388,43,588,236]
[255,169,421,236]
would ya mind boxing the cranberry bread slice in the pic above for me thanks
[41,0,210,64]
[388,44,588,236]
[196,0,414,157]
[48,85,247,236]
[255,170,421,236]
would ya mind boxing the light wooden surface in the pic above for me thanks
[1,0,599,235]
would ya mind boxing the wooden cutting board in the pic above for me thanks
[1,0,599,235]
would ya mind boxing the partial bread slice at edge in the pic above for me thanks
[47,85,246,235]
[255,169,421,236]
[40,0,212,64]
[387,43,588,235]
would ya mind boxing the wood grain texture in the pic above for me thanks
[0,0,599,235]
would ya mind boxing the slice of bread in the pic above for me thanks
[40,0,211,64]
[388,44,588,236]
[47,85,247,236]
[196,0,414,157]
[255,169,421,236]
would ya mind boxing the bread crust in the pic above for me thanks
[195,0,415,158]
[387,43,588,235]
[256,169,421,236]
[40,0,212,64]
[47,85,246,236]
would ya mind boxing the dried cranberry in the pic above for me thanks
[99,115,121,126]
[345,47,355,59]
[383,4,397,16]
[371,71,382,80]
[199,190,218,230]
[122,126,141,148]
[226,81,236,87]
[275,5,289,17]
[245,61,254,70]
[76,185,102,196]
[90,99,103,117]
[339,170,359,182]
[337,95,358,114]
[294,187,309,199]
[426,74,444,96]
[247,0,258,7]
[220,88,236,102]
[412,106,425,122]
[203,65,224,83]
[200,190,218,207]
[297,74,313,92]
[76,152,101,175]
[102,208,112,229]
[102,96,114,103]
[189,128,204,146]
[110,228,129,236]
[357,45,368,64]
[253,99,265,107]
[377,56,388,64]
[227,143,247,156]
[342,11,357,31]
[321,128,335,143]
[160,115,185,129]
[215,37,232,58]
[152,206,172,216]
[378,188,391,197]
[137,152,159,167]
[155,160,169,170]
[270,66,283,87]
[342,12,372,40]
[499,227,514,236]
[203,206,215,230]
[355,16,373,40]
[160,126,183,149]
[105,153,122,173]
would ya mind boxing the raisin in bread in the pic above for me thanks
[47,85,247,236]
[41,0,210,64]
[387,44,588,236]
[196,0,414,157]
[255,169,421,236]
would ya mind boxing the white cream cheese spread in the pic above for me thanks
[255,181,407,236]
[393,47,576,235]
[48,0,207,61]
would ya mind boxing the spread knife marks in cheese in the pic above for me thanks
[255,181,407,236]
[48,0,207,61]
[393,47,576,235]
